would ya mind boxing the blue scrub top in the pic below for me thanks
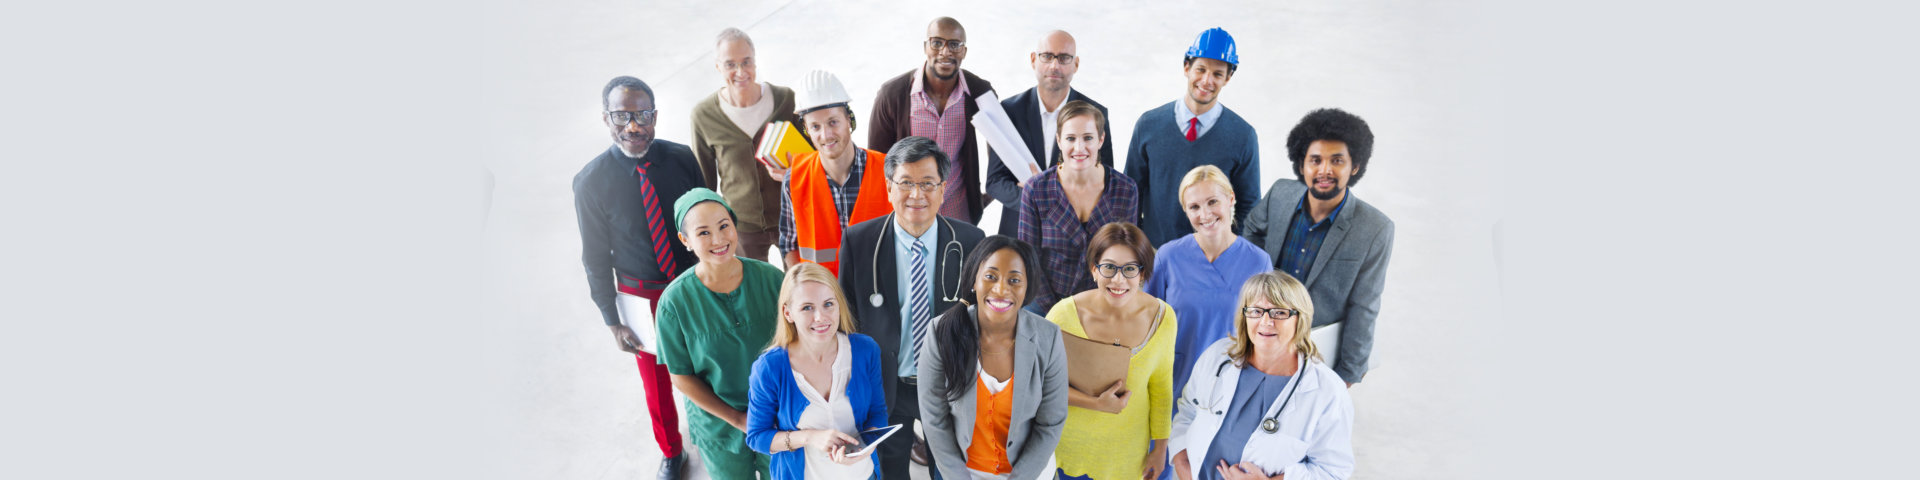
[1142,234,1274,398]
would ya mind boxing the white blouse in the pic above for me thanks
[792,334,872,480]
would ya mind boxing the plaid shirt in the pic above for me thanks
[778,150,870,254]
[1277,191,1349,280]
[910,68,972,222]
[1015,167,1140,312]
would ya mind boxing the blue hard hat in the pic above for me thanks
[1184,27,1238,65]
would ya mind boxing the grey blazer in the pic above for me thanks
[917,306,1068,480]
[1243,180,1395,384]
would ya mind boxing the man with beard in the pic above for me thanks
[869,16,995,226]
[1123,27,1260,246]
[573,76,704,480]
[1244,108,1395,387]
[984,29,1115,237]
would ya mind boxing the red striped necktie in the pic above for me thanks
[635,163,677,278]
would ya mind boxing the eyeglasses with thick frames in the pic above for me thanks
[1242,307,1299,320]
[1094,262,1143,279]
[607,109,658,127]
[1035,52,1076,64]
[926,37,967,52]
[891,178,943,193]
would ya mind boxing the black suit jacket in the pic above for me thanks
[839,213,986,410]
[984,87,1114,236]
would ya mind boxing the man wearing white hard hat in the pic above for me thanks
[1124,27,1263,247]
[777,70,894,275]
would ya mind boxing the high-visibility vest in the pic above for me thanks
[789,148,892,275]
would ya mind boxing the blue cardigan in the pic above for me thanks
[746,333,891,480]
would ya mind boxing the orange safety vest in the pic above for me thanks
[789,148,892,275]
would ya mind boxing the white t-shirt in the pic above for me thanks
[793,334,872,480]
[1038,94,1062,166]
[720,82,775,137]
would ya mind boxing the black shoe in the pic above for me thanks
[911,438,931,466]
[658,453,687,480]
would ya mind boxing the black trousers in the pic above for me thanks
[881,377,943,480]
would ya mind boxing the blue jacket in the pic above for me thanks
[746,333,891,480]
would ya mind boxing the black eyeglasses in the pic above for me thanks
[1243,307,1298,320]
[1094,263,1143,279]
[926,37,966,51]
[607,109,659,127]
[1035,52,1075,64]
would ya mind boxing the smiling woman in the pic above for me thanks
[746,263,891,480]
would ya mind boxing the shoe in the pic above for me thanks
[911,437,931,466]
[659,452,687,480]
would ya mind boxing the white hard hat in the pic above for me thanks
[795,70,852,115]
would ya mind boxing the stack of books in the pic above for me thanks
[755,121,814,169]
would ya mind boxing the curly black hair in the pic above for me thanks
[1285,108,1374,187]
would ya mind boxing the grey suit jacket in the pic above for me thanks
[918,306,1068,480]
[1243,180,1395,384]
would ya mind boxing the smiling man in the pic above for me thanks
[1124,27,1261,247]
[778,70,893,275]
[1244,108,1395,387]
[984,29,1116,237]
[869,17,996,225]
[572,76,704,480]
[839,136,984,480]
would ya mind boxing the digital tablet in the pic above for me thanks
[847,424,904,457]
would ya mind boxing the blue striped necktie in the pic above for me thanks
[908,239,931,367]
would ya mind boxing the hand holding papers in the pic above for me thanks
[971,91,1041,183]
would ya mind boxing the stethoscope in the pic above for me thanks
[1212,355,1303,434]
[867,214,966,307]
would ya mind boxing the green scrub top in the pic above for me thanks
[655,257,784,442]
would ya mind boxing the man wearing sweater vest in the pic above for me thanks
[1123,27,1261,246]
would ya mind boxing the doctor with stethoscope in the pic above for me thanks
[1170,271,1354,480]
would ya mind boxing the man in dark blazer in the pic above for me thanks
[869,16,996,224]
[1245,108,1395,386]
[984,30,1116,236]
[840,137,985,480]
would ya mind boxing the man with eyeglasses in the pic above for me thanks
[777,70,893,275]
[870,16,996,227]
[840,135,983,480]
[690,27,803,264]
[1244,108,1395,387]
[986,29,1115,237]
[572,76,705,480]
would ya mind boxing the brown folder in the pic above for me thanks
[1062,332,1130,396]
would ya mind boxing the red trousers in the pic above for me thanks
[627,286,683,458]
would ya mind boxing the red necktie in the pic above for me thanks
[1185,117,1199,142]
[635,163,678,278]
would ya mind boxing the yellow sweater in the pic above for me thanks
[1047,297,1177,480]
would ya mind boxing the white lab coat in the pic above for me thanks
[1169,339,1354,480]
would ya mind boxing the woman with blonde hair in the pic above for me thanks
[746,262,892,480]
[1169,272,1353,480]
[1142,165,1274,405]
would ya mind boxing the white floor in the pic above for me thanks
[479,1,1501,478]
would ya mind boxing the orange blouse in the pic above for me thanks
[963,372,1016,475]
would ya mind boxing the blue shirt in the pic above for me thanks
[1198,368,1293,480]
[1142,234,1275,399]
[893,217,939,377]
[1173,99,1225,139]
[1276,192,1348,280]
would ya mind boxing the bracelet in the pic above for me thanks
[784,431,794,452]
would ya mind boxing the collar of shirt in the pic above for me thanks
[1173,98,1225,139]
[911,65,971,107]
[1293,189,1351,230]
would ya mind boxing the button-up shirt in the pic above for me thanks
[573,142,704,325]
[778,151,870,254]
[1276,191,1349,280]
[1173,99,1225,140]
[910,67,972,221]
[893,217,939,377]
[1038,97,1062,163]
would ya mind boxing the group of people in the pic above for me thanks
[573,17,1395,480]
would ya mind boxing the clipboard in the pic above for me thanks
[1061,331,1130,396]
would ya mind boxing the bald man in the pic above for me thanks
[870,17,996,226]
[984,30,1116,236]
